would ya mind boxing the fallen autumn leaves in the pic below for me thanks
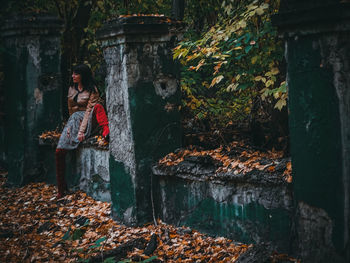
[159,141,292,183]
[0,170,250,262]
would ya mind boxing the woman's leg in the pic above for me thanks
[94,104,110,139]
[55,148,67,198]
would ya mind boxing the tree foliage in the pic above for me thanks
[174,0,286,132]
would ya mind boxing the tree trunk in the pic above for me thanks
[60,0,96,118]
[172,0,185,20]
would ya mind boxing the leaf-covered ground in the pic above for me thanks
[0,169,250,262]
[0,166,298,263]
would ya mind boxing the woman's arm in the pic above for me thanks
[77,88,100,141]
[67,87,75,116]
[68,97,74,116]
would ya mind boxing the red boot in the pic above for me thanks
[94,104,110,140]
[55,148,67,198]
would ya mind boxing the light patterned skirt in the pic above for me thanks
[57,110,95,150]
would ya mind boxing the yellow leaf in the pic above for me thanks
[251,56,258,64]
[247,4,258,11]
[271,67,279,75]
[275,99,287,110]
[265,79,274,87]
[261,3,269,9]
[97,1,104,10]
[256,7,264,15]
[226,83,239,91]
[260,88,269,100]
[210,75,224,87]
[195,59,205,71]
[239,20,247,28]
[248,10,256,16]
[274,91,281,99]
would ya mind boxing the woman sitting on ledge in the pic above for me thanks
[55,64,109,198]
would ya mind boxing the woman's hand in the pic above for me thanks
[77,131,85,142]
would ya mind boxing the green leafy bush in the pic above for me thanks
[174,0,286,132]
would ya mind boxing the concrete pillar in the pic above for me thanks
[274,1,350,262]
[0,59,5,168]
[97,16,182,225]
[1,14,63,186]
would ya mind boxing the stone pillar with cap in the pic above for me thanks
[1,14,63,186]
[97,16,182,225]
[273,1,350,261]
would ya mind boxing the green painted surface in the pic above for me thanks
[185,200,291,246]
[3,34,62,186]
[0,126,5,167]
[130,81,181,160]
[3,46,28,185]
[159,177,292,252]
[0,54,5,167]
[38,145,56,184]
[109,156,136,221]
[287,37,344,250]
[129,81,182,223]
[65,151,80,188]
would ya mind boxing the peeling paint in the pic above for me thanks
[76,146,111,202]
[154,76,178,99]
[296,202,343,262]
[27,40,41,70]
[305,120,311,132]
[157,172,292,251]
[105,45,136,183]
[34,88,43,104]
[123,207,136,225]
[323,35,350,250]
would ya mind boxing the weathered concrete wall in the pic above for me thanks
[76,146,111,202]
[97,16,182,225]
[1,14,63,186]
[274,1,350,262]
[0,58,5,168]
[153,157,293,252]
[39,137,111,203]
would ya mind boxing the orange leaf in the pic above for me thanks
[267,166,275,172]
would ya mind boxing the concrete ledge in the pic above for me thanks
[38,137,111,202]
[153,156,293,252]
[76,145,110,202]
[1,13,63,38]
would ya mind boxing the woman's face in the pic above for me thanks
[72,72,82,84]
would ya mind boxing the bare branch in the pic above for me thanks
[64,0,69,21]
[53,0,64,19]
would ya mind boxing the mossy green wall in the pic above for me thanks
[108,81,182,224]
[109,157,136,223]
[3,46,27,185]
[287,36,344,251]
[2,15,63,186]
[158,176,292,252]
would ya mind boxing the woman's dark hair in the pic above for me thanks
[73,64,97,93]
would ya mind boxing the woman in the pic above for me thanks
[55,64,109,198]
